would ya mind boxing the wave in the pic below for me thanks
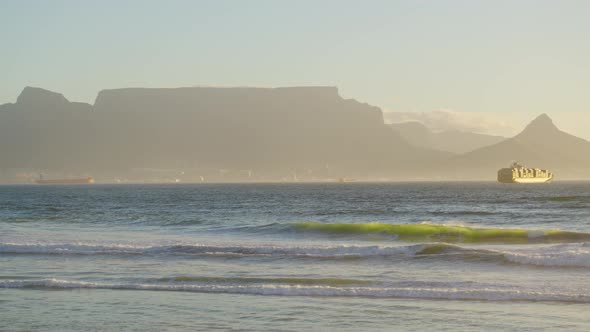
[501,244,590,267]
[2,241,589,267]
[291,222,590,244]
[435,211,496,216]
[5,219,36,223]
[2,278,589,303]
[0,242,151,255]
[163,219,206,226]
[0,242,422,257]
[154,276,371,286]
[539,196,590,202]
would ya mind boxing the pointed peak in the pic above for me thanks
[518,113,559,138]
[16,86,69,106]
[530,113,553,125]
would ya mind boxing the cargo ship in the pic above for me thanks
[497,162,553,183]
[35,176,95,184]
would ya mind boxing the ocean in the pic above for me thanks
[1,182,590,331]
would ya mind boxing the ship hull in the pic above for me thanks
[498,177,552,184]
[35,177,94,184]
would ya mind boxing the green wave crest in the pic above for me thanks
[292,222,590,244]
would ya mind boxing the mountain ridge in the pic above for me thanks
[1,86,588,181]
[390,121,506,154]
[0,86,449,182]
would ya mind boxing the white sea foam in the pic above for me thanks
[0,242,151,255]
[500,244,590,268]
[0,241,423,257]
[2,278,589,303]
[2,241,589,268]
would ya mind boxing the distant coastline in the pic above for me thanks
[1,86,590,183]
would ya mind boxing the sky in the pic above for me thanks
[2,0,589,138]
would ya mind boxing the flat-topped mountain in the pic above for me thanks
[0,86,448,182]
[91,86,402,173]
[390,121,506,154]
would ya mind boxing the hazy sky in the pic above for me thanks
[2,0,589,138]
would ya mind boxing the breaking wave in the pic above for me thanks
[0,241,426,257]
[2,278,589,303]
[2,241,589,267]
[291,222,590,244]
[154,276,370,286]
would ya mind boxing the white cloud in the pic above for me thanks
[383,109,527,137]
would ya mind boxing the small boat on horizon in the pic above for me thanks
[35,176,95,184]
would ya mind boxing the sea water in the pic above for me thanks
[1,182,590,331]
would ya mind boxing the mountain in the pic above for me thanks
[3,88,587,182]
[447,114,590,179]
[390,121,506,154]
[0,87,93,172]
[0,86,449,182]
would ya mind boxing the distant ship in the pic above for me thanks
[35,176,95,184]
[497,162,553,183]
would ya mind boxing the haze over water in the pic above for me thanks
[2,182,590,331]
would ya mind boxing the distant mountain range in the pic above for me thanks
[0,86,446,182]
[390,121,506,154]
[0,86,588,182]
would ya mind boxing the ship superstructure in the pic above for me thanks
[497,162,553,183]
